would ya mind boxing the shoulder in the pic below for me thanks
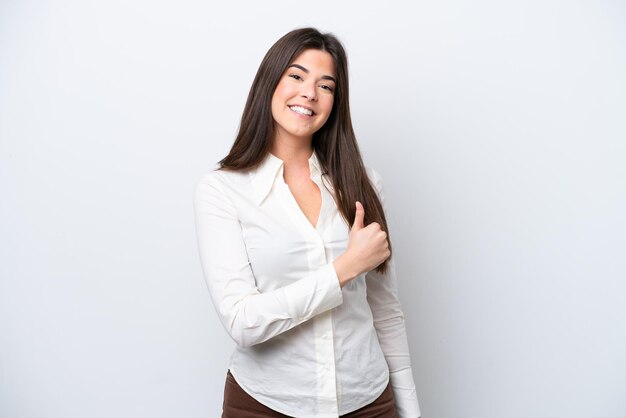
[193,168,252,205]
[195,167,251,190]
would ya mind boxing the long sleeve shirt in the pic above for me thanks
[193,149,421,417]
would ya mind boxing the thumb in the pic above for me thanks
[352,201,365,232]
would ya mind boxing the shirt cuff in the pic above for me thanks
[390,367,421,418]
[283,262,343,323]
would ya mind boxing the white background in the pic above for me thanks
[1,1,625,417]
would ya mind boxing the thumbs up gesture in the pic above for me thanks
[333,201,391,288]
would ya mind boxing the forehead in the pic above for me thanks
[289,49,335,76]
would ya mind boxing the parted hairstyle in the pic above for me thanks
[218,27,393,275]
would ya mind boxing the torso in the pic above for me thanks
[196,162,395,415]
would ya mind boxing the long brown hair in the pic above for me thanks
[218,27,393,274]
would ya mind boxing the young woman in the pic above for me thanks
[194,27,421,418]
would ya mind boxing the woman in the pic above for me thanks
[193,27,421,418]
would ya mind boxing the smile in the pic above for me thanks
[288,105,315,117]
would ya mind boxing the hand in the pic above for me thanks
[333,201,390,287]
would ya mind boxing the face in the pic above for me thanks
[270,48,336,144]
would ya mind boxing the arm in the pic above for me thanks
[365,168,421,418]
[193,173,343,348]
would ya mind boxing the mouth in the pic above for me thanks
[288,105,316,117]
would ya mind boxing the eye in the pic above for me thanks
[288,73,303,81]
[320,84,335,93]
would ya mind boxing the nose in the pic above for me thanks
[301,82,317,102]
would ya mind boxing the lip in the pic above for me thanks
[288,104,316,117]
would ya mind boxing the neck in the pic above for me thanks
[270,135,313,168]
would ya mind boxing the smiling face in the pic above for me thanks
[270,48,336,145]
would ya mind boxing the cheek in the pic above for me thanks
[321,97,335,115]
[273,81,296,100]
[271,84,289,115]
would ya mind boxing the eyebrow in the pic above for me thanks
[288,64,336,83]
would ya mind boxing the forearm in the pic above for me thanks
[212,263,343,347]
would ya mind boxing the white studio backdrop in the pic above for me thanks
[1,1,625,417]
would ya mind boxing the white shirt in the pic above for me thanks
[193,150,421,418]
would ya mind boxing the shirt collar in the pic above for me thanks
[250,150,322,206]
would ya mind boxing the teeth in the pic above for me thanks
[289,105,313,116]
